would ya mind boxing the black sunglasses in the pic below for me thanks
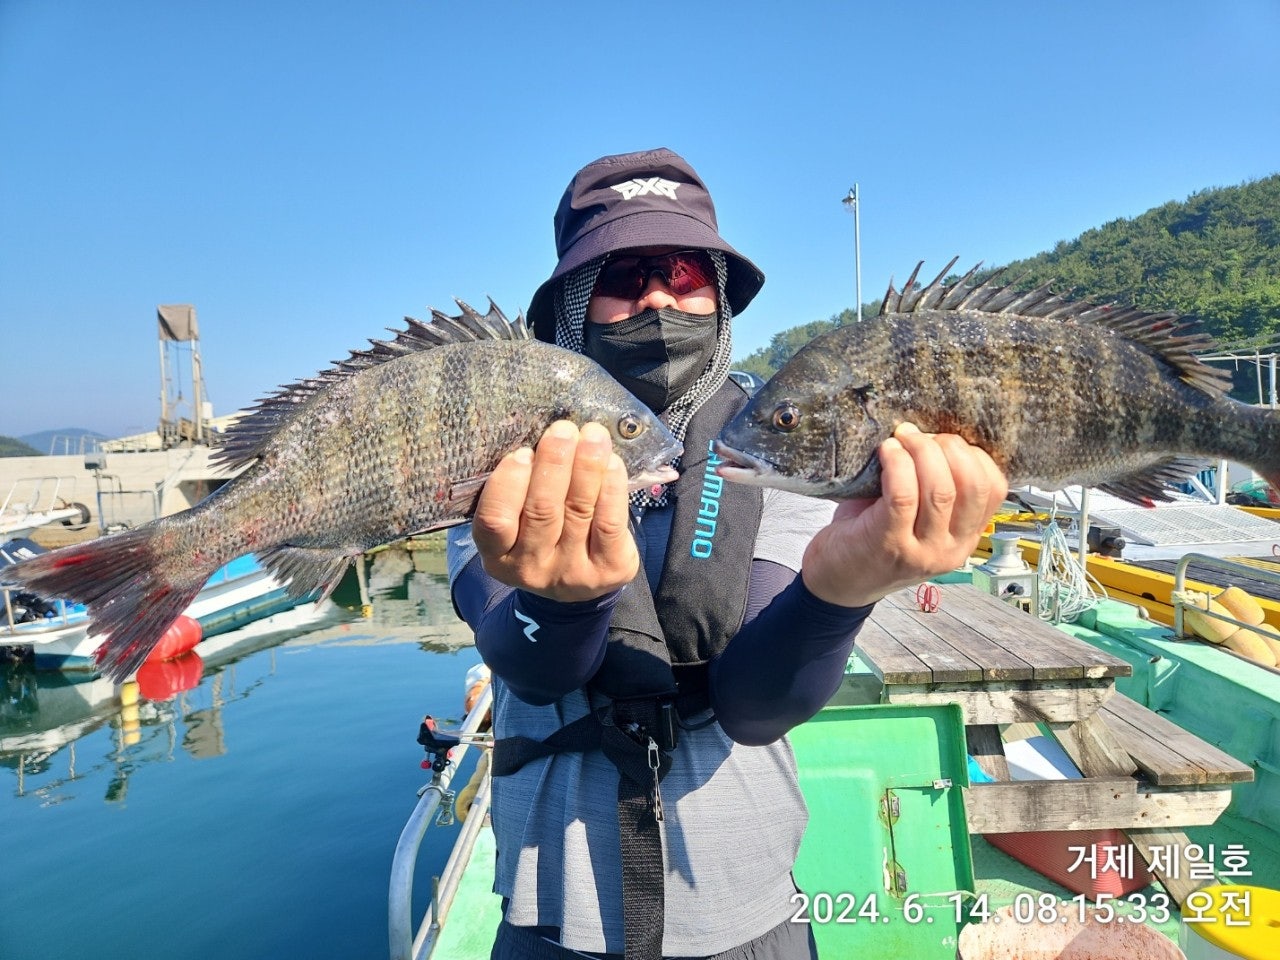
[592,249,716,300]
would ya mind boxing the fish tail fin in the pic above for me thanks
[4,524,212,682]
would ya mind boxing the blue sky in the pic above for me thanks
[2,0,1278,439]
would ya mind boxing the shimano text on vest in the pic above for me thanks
[691,443,725,559]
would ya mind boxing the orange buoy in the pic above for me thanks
[136,650,204,701]
[146,615,203,662]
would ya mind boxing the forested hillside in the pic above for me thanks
[735,174,1280,380]
[0,436,43,457]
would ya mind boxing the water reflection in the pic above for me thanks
[5,548,482,960]
[0,667,116,797]
[364,545,457,628]
[0,548,473,809]
[0,601,345,803]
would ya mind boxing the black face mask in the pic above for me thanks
[582,307,719,412]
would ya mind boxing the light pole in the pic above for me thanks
[842,185,862,322]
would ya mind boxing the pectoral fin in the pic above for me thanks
[445,474,492,518]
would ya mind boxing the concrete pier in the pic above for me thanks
[0,445,240,546]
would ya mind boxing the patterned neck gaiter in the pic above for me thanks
[552,251,734,510]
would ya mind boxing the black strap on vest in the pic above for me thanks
[491,381,763,960]
[590,381,763,701]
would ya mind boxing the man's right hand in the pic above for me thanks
[470,420,638,603]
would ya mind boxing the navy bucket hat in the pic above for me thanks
[527,147,765,341]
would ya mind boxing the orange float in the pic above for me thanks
[137,650,204,701]
[146,615,203,662]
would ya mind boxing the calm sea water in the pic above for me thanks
[1,550,484,960]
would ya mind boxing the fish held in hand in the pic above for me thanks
[714,259,1280,504]
[2,303,682,681]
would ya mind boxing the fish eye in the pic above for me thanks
[617,415,645,440]
[772,403,801,432]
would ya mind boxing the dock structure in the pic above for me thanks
[0,444,241,545]
[855,583,1253,908]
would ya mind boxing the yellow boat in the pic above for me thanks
[978,506,1280,630]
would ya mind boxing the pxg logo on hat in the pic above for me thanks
[609,176,681,201]
[527,148,764,341]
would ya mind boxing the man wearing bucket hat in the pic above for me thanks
[448,148,1007,960]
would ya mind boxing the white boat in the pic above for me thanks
[1,539,314,672]
[0,476,91,540]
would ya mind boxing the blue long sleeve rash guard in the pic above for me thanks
[450,548,871,745]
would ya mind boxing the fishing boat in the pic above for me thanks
[995,479,1280,631]
[1,538,316,672]
[387,555,1280,960]
[0,476,92,541]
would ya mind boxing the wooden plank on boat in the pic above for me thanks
[1000,722,1044,743]
[854,618,932,685]
[965,778,1233,833]
[1099,694,1254,786]
[926,584,1130,681]
[1127,827,1219,909]
[867,600,983,683]
[881,588,1035,681]
[883,678,1114,726]
[910,585,1082,680]
[1049,712,1139,779]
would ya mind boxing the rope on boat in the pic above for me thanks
[1035,512,1107,623]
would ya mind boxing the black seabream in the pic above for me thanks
[3,303,682,681]
[713,259,1280,503]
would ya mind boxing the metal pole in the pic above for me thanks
[842,186,863,321]
[854,184,862,323]
[192,343,204,444]
[158,339,168,434]
[355,555,373,618]
[1077,486,1090,572]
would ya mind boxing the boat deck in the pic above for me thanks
[1090,497,1280,549]
[1127,554,1280,602]
[853,583,1251,907]
[1004,489,1280,565]
[415,584,1280,959]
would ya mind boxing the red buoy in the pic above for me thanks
[136,650,204,701]
[146,615,203,662]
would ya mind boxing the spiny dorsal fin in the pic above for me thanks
[879,260,1233,397]
[210,300,527,471]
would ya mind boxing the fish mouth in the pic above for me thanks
[712,438,849,498]
[627,465,680,491]
[710,439,777,483]
[626,440,684,492]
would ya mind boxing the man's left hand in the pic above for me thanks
[800,422,1008,608]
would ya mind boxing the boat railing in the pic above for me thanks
[1172,552,1280,639]
[92,474,161,533]
[1,586,84,636]
[43,433,105,456]
[0,475,80,527]
[389,683,493,960]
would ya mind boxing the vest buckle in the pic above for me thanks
[656,701,679,752]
